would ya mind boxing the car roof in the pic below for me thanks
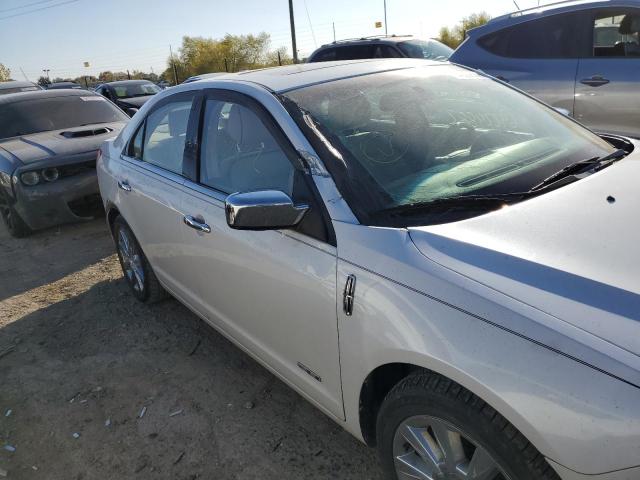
[0,88,99,105]
[0,80,37,90]
[182,58,446,93]
[105,79,154,86]
[470,0,639,35]
[317,34,416,49]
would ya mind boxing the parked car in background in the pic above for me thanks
[0,89,128,237]
[47,81,83,90]
[94,80,161,116]
[99,59,640,480]
[308,35,453,62]
[451,0,640,138]
[0,81,42,95]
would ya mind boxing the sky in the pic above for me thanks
[0,0,554,81]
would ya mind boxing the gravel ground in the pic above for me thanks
[0,218,381,480]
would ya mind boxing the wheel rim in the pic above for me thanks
[117,228,145,293]
[0,205,15,233]
[392,415,510,480]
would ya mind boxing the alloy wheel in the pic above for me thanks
[117,228,145,293]
[393,415,510,480]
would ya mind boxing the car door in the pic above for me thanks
[115,91,197,295]
[471,11,590,114]
[177,90,344,419]
[574,8,640,138]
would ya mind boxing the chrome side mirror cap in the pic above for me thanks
[225,190,309,230]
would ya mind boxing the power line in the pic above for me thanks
[0,0,58,14]
[0,0,79,21]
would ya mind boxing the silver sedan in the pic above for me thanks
[98,59,640,480]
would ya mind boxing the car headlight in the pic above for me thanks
[20,171,40,186]
[42,167,59,182]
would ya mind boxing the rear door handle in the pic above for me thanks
[118,180,132,192]
[183,215,211,233]
[580,76,610,87]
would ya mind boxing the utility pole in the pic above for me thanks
[384,0,388,36]
[127,69,131,80]
[169,44,179,85]
[332,22,336,42]
[288,0,298,63]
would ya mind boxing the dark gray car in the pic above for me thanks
[308,35,453,62]
[0,81,42,95]
[450,0,640,138]
[0,89,129,237]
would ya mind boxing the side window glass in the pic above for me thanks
[199,99,295,195]
[479,13,584,58]
[128,123,144,159]
[336,45,374,60]
[593,10,640,57]
[375,45,402,58]
[314,48,337,62]
[142,99,193,175]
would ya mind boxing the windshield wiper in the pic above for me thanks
[373,193,527,218]
[530,148,627,192]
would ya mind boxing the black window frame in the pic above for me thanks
[188,88,335,245]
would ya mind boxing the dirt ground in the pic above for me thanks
[0,218,382,480]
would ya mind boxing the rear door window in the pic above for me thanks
[592,9,640,57]
[140,100,194,175]
[479,12,588,58]
[312,48,337,62]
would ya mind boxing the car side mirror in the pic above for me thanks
[225,190,309,230]
[125,107,139,117]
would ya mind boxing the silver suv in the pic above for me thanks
[450,0,640,138]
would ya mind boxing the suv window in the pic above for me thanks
[312,48,337,62]
[479,12,585,58]
[593,10,640,57]
[140,100,193,175]
[199,99,295,195]
[336,45,375,60]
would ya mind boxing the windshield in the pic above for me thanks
[397,39,453,60]
[284,65,616,226]
[113,82,161,98]
[0,95,128,139]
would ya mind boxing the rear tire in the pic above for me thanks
[113,216,166,303]
[0,202,32,238]
[376,372,560,480]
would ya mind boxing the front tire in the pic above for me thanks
[376,372,560,480]
[113,216,166,303]
[0,202,32,238]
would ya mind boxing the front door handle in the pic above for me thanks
[580,76,610,87]
[183,215,211,233]
[118,180,132,192]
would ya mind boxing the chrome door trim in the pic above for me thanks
[119,154,186,188]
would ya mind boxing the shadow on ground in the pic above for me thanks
[0,260,381,479]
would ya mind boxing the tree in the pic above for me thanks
[438,12,491,49]
[165,32,292,82]
[37,76,51,87]
[0,64,10,82]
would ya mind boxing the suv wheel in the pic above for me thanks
[376,372,560,480]
[113,216,166,303]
